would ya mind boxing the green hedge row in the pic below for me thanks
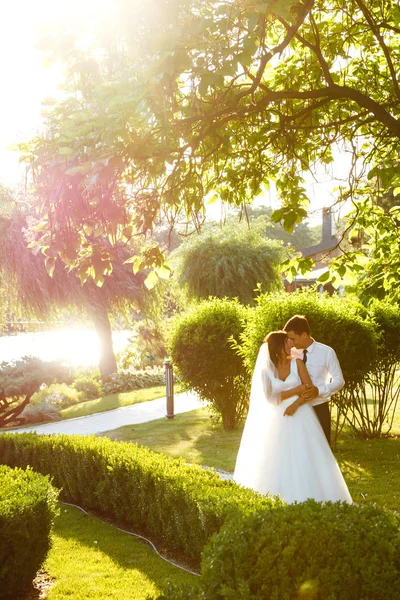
[0,433,281,566]
[240,290,377,386]
[159,501,400,599]
[0,465,59,598]
[101,368,167,395]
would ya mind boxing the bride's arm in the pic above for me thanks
[267,368,309,402]
[280,383,308,401]
[284,360,316,416]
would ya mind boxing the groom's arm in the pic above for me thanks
[297,347,344,404]
[316,348,345,399]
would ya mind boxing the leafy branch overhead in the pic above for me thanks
[18,0,400,297]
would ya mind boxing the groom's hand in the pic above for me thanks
[299,385,319,402]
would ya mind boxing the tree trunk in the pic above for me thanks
[0,394,32,427]
[88,303,118,377]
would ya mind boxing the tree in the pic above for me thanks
[193,204,321,251]
[171,224,285,305]
[17,0,400,298]
[0,357,66,427]
[0,213,147,376]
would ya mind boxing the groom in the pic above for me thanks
[284,315,344,446]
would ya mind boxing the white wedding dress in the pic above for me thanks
[234,344,352,504]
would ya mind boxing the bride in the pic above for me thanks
[234,331,352,504]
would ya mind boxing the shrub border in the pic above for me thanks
[0,433,281,566]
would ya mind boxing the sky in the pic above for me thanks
[0,1,111,188]
[0,1,349,227]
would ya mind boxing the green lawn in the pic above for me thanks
[43,503,197,599]
[60,385,181,420]
[102,407,400,512]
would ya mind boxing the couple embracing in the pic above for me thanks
[234,315,352,504]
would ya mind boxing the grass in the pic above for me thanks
[103,406,400,512]
[103,408,238,471]
[43,503,197,599]
[60,384,181,420]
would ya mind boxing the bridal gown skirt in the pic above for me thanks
[234,397,352,504]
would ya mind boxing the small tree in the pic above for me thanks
[0,357,67,427]
[168,298,249,430]
[171,225,285,306]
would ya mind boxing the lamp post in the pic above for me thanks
[164,359,174,419]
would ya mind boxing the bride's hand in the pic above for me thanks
[284,400,300,416]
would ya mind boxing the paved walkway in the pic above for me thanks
[7,391,204,436]
[6,391,234,480]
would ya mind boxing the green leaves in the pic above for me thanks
[17,0,400,287]
[125,246,171,289]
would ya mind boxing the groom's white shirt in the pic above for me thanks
[293,340,344,406]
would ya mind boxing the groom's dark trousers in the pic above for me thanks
[314,403,331,447]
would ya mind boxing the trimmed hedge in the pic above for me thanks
[0,433,282,567]
[168,298,250,429]
[200,501,400,600]
[240,290,377,386]
[0,465,59,598]
[158,501,400,599]
[101,367,166,395]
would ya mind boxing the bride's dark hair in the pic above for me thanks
[264,331,288,367]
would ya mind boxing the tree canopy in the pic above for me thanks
[18,0,400,300]
[0,212,147,374]
[171,224,285,304]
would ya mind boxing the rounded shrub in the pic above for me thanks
[171,228,285,306]
[0,465,59,598]
[348,299,400,437]
[240,290,377,386]
[31,382,82,408]
[101,367,166,395]
[168,298,249,429]
[367,300,400,365]
[72,375,102,400]
[198,501,400,600]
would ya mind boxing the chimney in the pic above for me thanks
[322,208,335,243]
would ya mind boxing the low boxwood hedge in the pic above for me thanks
[0,464,59,598]
[0,433,281,566]
[101,368,167,395]
[158,501,400,599]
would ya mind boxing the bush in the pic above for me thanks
[19,401,60,425]
[168,298,249,429]
[101,367,166,395]
[72,376,102,400]
[118,322,167,370]
[170,225,285,305]
[348,300,400,437]
[240,290,377,386]
[239,291,378,443]
[0,465,59,598]
[31,382,82,408]
[0,433,281,568]
[194,501,400,600]
[0,357,69,427]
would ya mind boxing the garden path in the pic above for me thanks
[7,391,234,480]
[7,391,203,436]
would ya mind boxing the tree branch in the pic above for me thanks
[354,0,400,102]
[235,0,316,101]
